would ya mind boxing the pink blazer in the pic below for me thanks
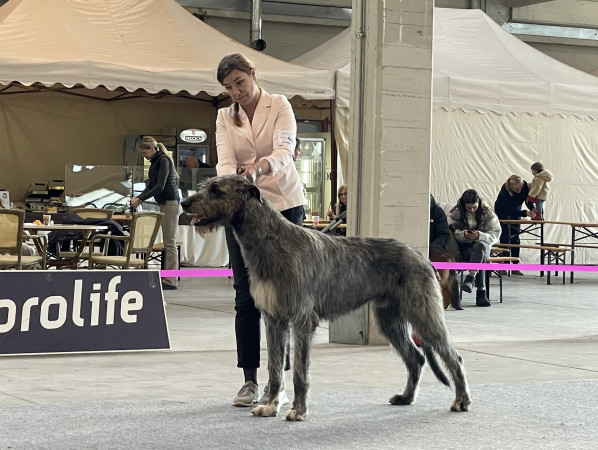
[216,89,305,211]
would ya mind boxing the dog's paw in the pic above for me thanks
[286,409,307,421]
[450,396,471,412]
[389,394,415,406]
[251,404,279,417]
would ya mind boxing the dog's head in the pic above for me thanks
[181,175,262,234]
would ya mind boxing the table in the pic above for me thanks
[24,223,108,269]
[558,221,598,283]
[153,226,228,267]
[501,219,598,283]
[500,219,545,247]
[114,214,228,267]
[303,219,347,231]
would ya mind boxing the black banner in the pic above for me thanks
[0,270,170,355]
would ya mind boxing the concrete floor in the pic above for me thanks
[1,270,597,448]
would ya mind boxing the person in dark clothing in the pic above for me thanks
[180,156,213,197]
[428,194,460,311]
[131,136,180,290]
[494,175,536,276]
[184,155,212,169]
[429,194,450,249]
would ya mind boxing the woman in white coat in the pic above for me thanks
[215,53,305,407]
[448,189,501,307]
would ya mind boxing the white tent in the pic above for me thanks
[0,0,334,100]
[0,0,335,201]
[294,8,598,116]
[294,8,598,263]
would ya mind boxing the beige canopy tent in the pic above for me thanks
[294,8,598,263]
[0,0,334,200]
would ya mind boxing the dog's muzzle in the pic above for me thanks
[189,216,223,227]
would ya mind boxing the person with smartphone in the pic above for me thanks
[448,189,501,307]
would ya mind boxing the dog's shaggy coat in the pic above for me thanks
[182,175,471,421]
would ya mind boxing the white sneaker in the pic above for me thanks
[258,382,289,406]
[233,381,260,407]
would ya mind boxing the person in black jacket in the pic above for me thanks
[429,194,460,311]
[131,136,180,290]
[429,194,450,249]
[494,175,536,275]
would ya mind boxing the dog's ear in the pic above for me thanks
[247,184,263,203]
[208,180,225,198]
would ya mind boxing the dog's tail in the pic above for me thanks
[422,346,451,388]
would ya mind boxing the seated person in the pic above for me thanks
[184,156,212,169]
[327,185,347,222]
[180,156,213,197]
[448,189,501,307]
[429,194,460,310]
[0,204,37,256]
[429,194,449,250]
[293,137,301,161]
[22,232,38,256]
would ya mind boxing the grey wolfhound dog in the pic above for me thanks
[181,175,471,421]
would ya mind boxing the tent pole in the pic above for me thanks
[330,99,337,203]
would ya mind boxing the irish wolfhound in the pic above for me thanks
[181,175,471,421]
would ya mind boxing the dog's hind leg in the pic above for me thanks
[251,314,288,418]
[374,304,426,406]
[408,286,472,412]
[426,341,471,412]
[286,312,318,421]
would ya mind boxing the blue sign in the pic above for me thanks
[0,270,170,355]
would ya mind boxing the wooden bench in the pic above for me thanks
[495,243,572,284]
[490,246,509,257]
[459,256,519,304]
[486,256,520,303]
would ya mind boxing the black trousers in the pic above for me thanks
[500,222,521,259]
[459,241,491,288]
[225,205,305,369]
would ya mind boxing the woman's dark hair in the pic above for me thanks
[454,189,488,230]
[217,53,254,128]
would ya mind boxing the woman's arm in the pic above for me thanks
[138,158,170,201]
[476,210,502,246]
[261,96,296,175]
[447,210,468,242]
[215,110,240,176]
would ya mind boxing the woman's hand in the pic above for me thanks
[130,197,141,208]
[237,162,265,183]
[327,208,336,220]
[464,230,479,241]
[237,165,258,183]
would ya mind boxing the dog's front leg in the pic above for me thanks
[251,313,288,418]
[286,315,317,421]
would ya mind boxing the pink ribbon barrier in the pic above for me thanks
[159,263,598,278]
[160,269,233,278]
[430,262,598,272]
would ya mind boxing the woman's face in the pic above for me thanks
[510,182,523,193]
[339,190,348,205]
[221,69,260,108]
[139,145,157,161]
[465,202,478,215]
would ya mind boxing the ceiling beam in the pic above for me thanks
[504,0,555,6]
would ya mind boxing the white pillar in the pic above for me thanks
[330,0,434,345]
